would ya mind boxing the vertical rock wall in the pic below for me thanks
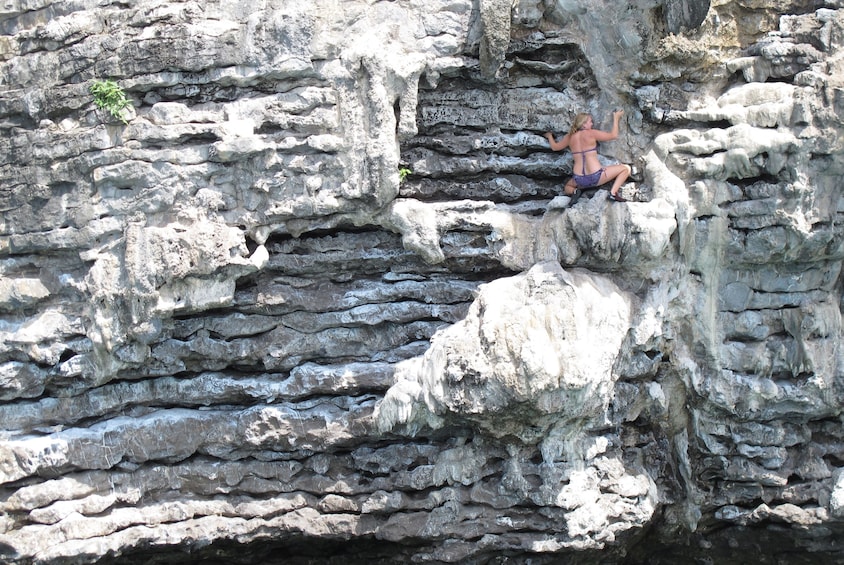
[1,0,843,563]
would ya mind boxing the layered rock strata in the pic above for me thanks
[1,0,843,563]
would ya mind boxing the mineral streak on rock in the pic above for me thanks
[1,0,844,564]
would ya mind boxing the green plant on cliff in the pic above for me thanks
[399,167,412,184]
[89,79,131,124]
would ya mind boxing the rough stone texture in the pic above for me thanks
[1,0,844,564]
[664,0,713,34]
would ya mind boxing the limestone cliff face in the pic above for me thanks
[1,0,843,563]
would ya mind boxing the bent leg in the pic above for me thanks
[564,178,578,195]
[600,164,632,196]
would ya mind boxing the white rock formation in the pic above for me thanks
[378,262,634,441]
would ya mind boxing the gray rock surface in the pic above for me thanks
[1,0,843,563]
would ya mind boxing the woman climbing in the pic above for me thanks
[544,110,632,204]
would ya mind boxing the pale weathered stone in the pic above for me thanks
[377,261,634,442]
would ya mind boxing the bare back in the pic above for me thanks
[569,130,602,176]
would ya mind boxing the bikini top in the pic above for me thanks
[571,145,598,175]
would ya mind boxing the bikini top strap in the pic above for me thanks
[571,146,598,156]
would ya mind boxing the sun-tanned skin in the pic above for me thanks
[544,110,631,202]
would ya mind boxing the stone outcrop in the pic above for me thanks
[1,0,844,563]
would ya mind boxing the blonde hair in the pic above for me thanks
[568,113,591,137]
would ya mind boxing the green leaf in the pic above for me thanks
[89,79,131,125]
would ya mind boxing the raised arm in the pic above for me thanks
[591,110,624,142]
[544,131,571,152]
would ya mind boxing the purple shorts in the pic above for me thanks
[573,168,605,188]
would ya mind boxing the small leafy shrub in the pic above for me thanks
[89,79,131,124]
[399,167,412,183]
